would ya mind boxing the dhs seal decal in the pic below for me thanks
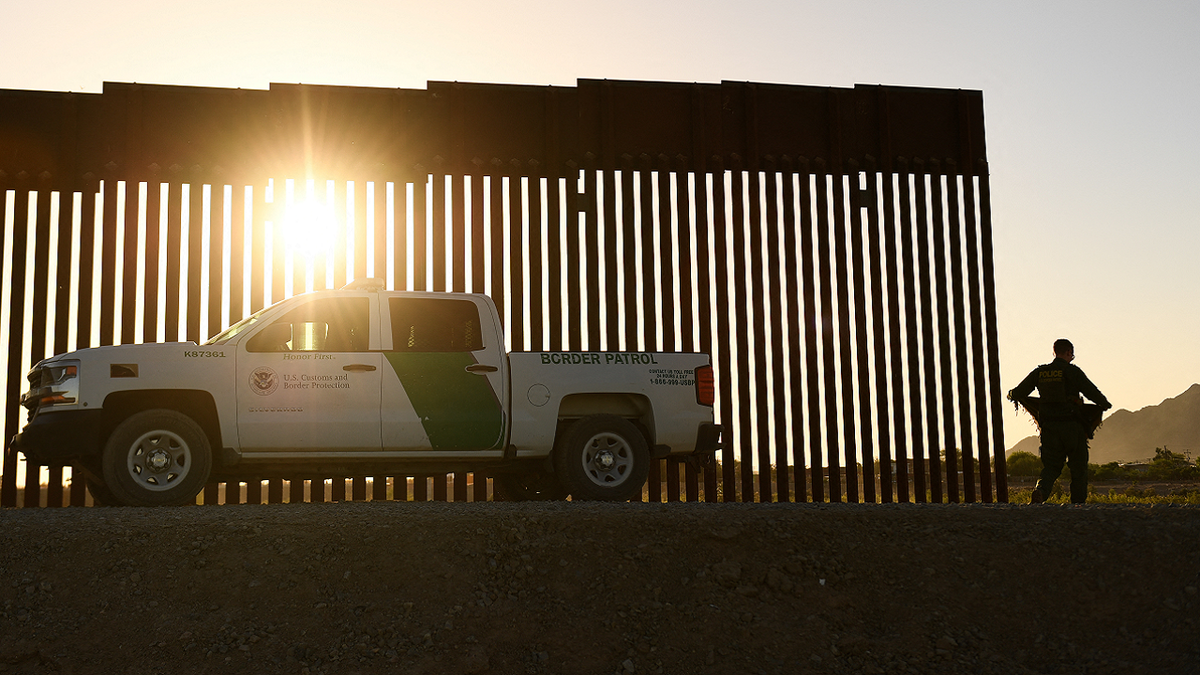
[250,367,279,396]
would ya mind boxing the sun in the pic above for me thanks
[279,196,338,260]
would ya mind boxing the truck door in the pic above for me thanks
[236,295,382,451]
[381,296,506,451]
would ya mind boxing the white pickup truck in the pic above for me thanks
[14,280,721,506]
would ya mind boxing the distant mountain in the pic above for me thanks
[1007,383,1200,464]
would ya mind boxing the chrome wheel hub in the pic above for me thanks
[148,449,171,472]
[581,432,632,486]
[596,450,615,470]
[127,430,191,491]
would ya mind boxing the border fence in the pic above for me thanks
[1,79,1006,507]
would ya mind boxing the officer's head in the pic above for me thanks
[1053,338,1074,361]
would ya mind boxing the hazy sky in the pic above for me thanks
[3,0,1198,451]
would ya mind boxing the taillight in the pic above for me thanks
[695,365,715,406]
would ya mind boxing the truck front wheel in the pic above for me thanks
[101,410,212,507]
[554,415,649,501]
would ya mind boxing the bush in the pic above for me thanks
[1091,461,1131,480]
[1145,447,1199,480]
[1006,451,1042,477]
[1124,484,1158,499]
[1014,485,1200,505]
[1010,447,1200,481]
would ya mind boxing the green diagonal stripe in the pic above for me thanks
[385,352,504,450]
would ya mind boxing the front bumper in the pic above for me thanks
[10,409,104,466]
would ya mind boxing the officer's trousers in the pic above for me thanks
[1035,418,1089,503]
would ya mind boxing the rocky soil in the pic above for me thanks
[1,501,1197,675]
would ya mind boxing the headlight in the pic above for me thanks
[21,359,81,412]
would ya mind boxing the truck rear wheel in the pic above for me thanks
[554,415,649,501]
[101,409,212,507]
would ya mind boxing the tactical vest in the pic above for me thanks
[1036,362,1078,419]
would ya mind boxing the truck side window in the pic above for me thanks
[389,298,483,352]
[246,298,370,353]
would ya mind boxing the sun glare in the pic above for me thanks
[280,196,338,260]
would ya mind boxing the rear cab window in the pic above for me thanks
[388,297,483,352]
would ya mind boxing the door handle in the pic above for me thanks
[465,364,498,374]
[343,364,378,372]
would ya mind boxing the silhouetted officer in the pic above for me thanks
[1008,338,1111,504]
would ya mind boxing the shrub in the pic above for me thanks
[1146,447,1199,480]
[1091,461,1131,480]
[1124,484,1158,498]
[1006,451,1042,476]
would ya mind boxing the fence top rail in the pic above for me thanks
[0,79,987,189]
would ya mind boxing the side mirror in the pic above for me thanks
[246,322,293,352]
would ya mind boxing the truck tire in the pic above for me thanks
[554,414,649,501]
[101,409,213,507]
[492,472,569,502]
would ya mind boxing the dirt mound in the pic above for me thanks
[2,502,1197,675]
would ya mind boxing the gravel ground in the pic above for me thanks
[1,501,1197,675]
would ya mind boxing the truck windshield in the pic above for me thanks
[202,306,271,345]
